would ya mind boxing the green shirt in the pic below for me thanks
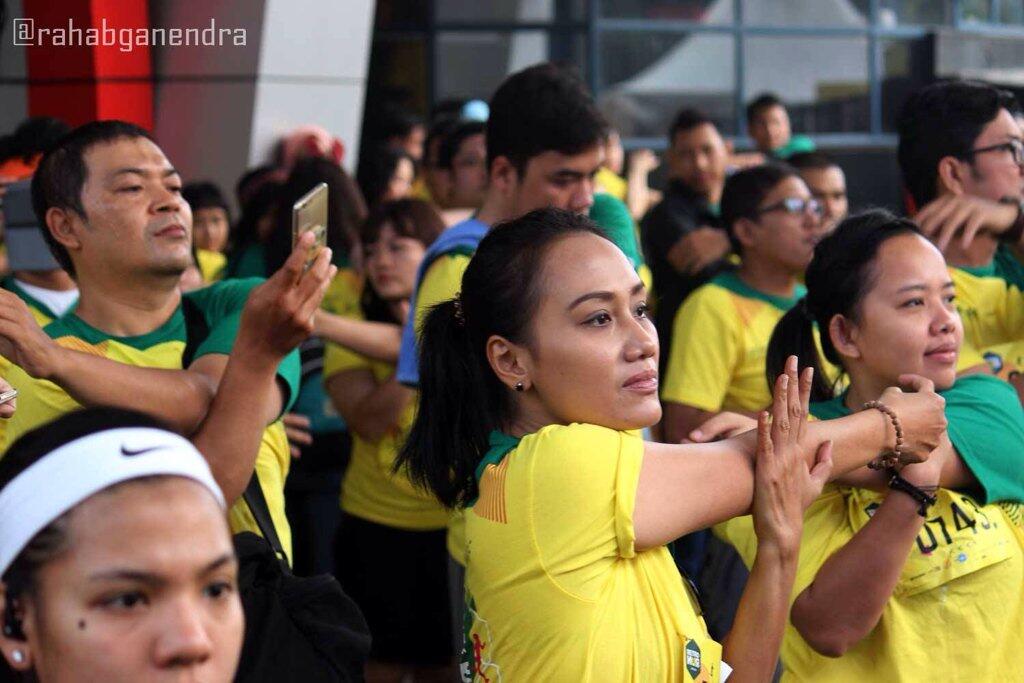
[810,374,1024,504]
[994,244,1024,290]
[589,192,645,270]
[771,134,816,160]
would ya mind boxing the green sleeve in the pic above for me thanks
[187,279,302,416]
[946,374,1024,504]
[993,244,1024,290]
[589,193,644,270]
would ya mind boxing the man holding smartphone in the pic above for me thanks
[0,121,334,561]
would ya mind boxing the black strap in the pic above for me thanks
[242,473,290,566]
[180,296,209,368]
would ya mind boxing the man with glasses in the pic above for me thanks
[661,163,831,444]
[898,80,1024,379]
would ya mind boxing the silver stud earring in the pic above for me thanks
[11,649,24,664]
[514,382,525,392]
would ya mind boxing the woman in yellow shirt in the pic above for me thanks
[711,209,1024,680]
[396,208,946,682]
[324,199,449,682]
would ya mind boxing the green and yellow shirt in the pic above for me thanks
[2,279,301,557]
[716,375,1024,681]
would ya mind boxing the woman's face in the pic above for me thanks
[836,233,962,392]
[192,207,230,253]
[514,233,661,430]
[384,158,415,202]
[3,477,243,683]
[364,222,426,301]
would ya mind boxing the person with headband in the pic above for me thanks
[0,408,243,682]
[703,210,1024,680]
[395,208,946,681]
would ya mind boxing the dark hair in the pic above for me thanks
[746,92,785,124]
[423,117,460,169]
[437,121,486,171]
[788,151,839,172]
[396,208,610,507]
[356,144,413,207]
[486,62,607,175]
[720,163,798,254]
[265,157,368,275]
[0,117,71,165]
[766,209,922,401]
[897,80,1018,209]
[226,178,283,276]
[359,199,445,323]
[182,181,231,222]
[378,105,423,142]
[1,408,171,609]
[668,108,715,144]
[31,120,154,276]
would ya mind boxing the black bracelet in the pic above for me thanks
[998,197,1024,244]
[886,468,938,517]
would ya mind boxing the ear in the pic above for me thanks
[828,314,862,361]
[0,587,33,673]
[936,156,968,196]
[488,156,518,197]
[485,334,531,392]
[732,217,759,251]
[45,207,85,256]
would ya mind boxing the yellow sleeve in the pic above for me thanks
[415,254,472,335]
[661,286,739,412]
[528,425,644,598]
[993,280,1024,343]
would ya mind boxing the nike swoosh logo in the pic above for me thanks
[120,445,168,457]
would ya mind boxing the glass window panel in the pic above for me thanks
[877,0,952,26]
[599,0,732,24]
[959,0,992,23]
[742,0,869,27]
[880,37,931,132]
[999,1,1024,25]
[743,36,869,134]
[435,31,550,101]
[436,0,585,23]
[596,32,736,138]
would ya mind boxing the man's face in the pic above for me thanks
[447,133,487,208]
[741,176,823,274]
[749,104,792,153]
[74,137,192,280]
[799,165,848,233]
[667,123,727,197]
[509,144,603,216]
[959,108,1024,203]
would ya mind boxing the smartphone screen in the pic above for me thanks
[292,182,328,269]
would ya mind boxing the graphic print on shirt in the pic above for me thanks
[461,595,501,683]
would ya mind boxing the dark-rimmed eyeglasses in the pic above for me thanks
[964,138,1024,167]
[755,197,822,217]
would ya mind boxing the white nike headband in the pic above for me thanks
[0,427,225,576]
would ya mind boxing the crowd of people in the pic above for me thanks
[0,59,1021,683]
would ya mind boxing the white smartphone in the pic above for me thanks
[292,182,329,270]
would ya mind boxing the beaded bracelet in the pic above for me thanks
[862,400,904,470]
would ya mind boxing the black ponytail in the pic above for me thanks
[766,209,921,401]
[396,208,610,508]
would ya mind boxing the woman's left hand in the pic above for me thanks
[752,356,833,557]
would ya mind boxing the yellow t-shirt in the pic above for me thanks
[414,253,474,562]
[595,166,628,201]
[323,336,448,530]
[662,272,832,413]
[463,424,724,682]
[2,281,299,559]
[717,486,1024,682]
[196,249,227,284]
[952,266,1024,376]
[321,267,364,319]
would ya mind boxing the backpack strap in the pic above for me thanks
[242,474,290,566]
[180,296,210,368]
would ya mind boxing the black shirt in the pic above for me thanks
[640,180,732,372]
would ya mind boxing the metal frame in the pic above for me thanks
[375,0,1024,149]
